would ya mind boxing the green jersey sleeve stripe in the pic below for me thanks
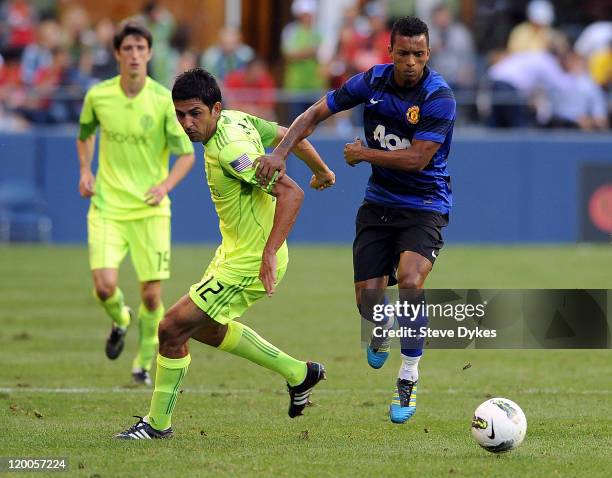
[79,121,98,140]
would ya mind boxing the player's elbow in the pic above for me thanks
[183,153,196,167]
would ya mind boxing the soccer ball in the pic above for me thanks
[471,398,527,453]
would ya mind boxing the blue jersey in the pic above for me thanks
[326,64,456,214]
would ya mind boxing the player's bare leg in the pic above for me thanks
[355,276,394,369]
[116,293,325,439]
[389,251,432,424]
[92,268,132,359]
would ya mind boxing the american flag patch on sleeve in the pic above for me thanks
[230,153,253,172]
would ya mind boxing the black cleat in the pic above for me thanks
[132,368,152,385]
[105,324,127,360]
[115,416,173,440]
[287,361,326,418]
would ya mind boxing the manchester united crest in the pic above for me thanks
[406,105,420,124]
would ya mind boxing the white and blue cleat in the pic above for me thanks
[366,345,390,369]
[389,378,418,424]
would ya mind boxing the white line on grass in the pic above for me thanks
[0,387,610,395]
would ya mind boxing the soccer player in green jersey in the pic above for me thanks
[115,68,335,439]
[77,22,195,385]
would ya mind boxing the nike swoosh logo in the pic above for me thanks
[431,250,437,259]
[488,421,495,440]
[369,98,383,104]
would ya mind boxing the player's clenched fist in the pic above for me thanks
[79,169,95,197]
[344,137,365,167]
[309,169,336,190]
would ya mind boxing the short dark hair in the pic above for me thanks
[172,68,222,110]
[113,21,153,51]
[390,16,429,47]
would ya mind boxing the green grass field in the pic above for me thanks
[1,245,611,477]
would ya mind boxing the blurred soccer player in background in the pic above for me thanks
[116,68,335,439]
[76,22,195,385]
[256,16,456,424]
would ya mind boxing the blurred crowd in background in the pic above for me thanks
[0,0,610,132]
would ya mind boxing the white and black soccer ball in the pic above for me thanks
[471,398,527,453]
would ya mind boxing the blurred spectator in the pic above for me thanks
[507,0,562,54]
[201,27,253,82]
[282,0,325,121]
[328,6,368,88]
[575,21,612,59]
[225,57,276,120]
[386,0,460,25]
[0,0,38,50]
[138,1,176,87]
[60,5,94,64]
[352,2,390,73]
[88,18,116,82]
[486,50,573,127]
[589,41,611,90]
[549,51,608,130]
[20,19,61,85]
[0,47,29,130]
[173,49,198,80]
[167,26,193,82]
[18,46,88,124]
[473,0,516,54]
[428,3,476,91]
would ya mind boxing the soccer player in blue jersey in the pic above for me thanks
[256,16,456,424]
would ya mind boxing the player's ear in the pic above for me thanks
[146,47,153,62]
[212,101,222,118]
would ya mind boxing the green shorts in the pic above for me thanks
[88,208,171,282]
[189,264,287,325]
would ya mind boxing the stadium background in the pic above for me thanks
[1,2,611,476]
[0,0,610,244]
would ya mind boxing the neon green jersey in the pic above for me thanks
[203,110,288,276]
[79,76,194,220]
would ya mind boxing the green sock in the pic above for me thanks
[132,303,164,371]
[148,354,191,431]
[219,321,307,386]
[95,287,130,329]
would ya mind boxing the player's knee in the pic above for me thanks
[397,274,422,290]
[141,291,160,311]
[95,284,116,302]
[158,313,180,346]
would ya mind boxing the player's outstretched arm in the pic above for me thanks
[273,125,335,191]
[145,153,195,206]
[256,97,334,185]
[76,136,96,198]
[259,174,304,296]
[344,138,441,172]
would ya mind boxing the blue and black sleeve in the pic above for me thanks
[413,87,456,144]
[326,71,371,113]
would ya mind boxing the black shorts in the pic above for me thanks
[353,201,449,285]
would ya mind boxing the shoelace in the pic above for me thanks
[397,382,414,406]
